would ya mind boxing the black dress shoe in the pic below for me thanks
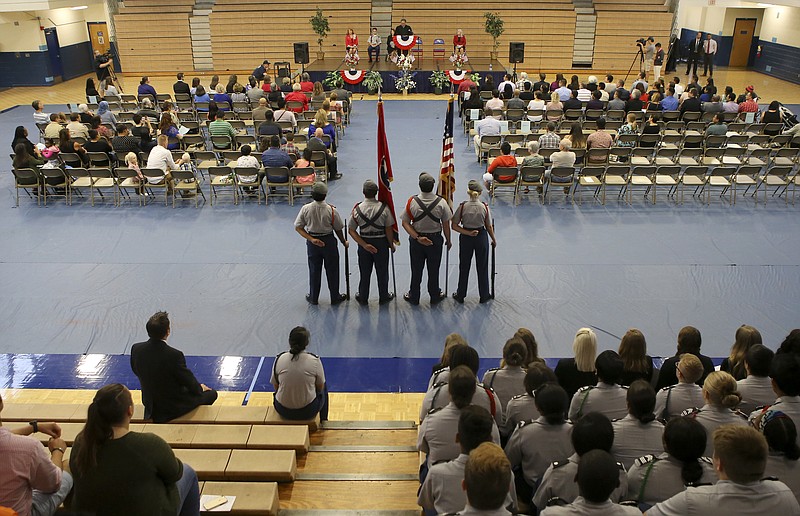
[379,293,395,304]
[305,294,318,305]
[330,173,343,180]
[479,297,492,303]
[355,294,368,305]
[403,292,419,305]
[452,293,465,303]
[331,294,348,305]
[430,291,446,304]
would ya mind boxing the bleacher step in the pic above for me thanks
[297,473,418,481]
[310,445,417,452]
[280,512,418,516]
[322,420,416,430]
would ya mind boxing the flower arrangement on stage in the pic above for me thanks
[344,48,360,67]
[392,54,416,92]
[449,50,469,70]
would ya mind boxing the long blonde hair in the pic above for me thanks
[440,333,468,365]
[727,325,762,380]
[573,328,597,372]
[703,371,741,409]
[314,110,328,128]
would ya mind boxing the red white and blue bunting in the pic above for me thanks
[341,69,366,84]
[394,35,416,50]
[447,70,471,84]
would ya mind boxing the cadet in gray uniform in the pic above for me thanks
[271,326,329,420]
[610,380,665,469]
[418,405,517,515]
[533,412,628,511]
[540,450,641,515]
[451,179,496,303]
[756,409,800,504]
[294,182,349,305]
[683,371,747,456]
[568,350,628,421]
[750,353,800,447]
[653,353,705,420]
[446,442,515,515]
[502,363,557,439]
[646,425,800,515]
[737,344,776,414]
[481,339,528,412]
[625,417,716,508]
[348,179,395,305]
[418,366,501,467]
[401,172,452,305]
[505,384,574,504]
[427,342,476,390]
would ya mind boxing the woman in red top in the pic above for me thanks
[453,29,466,53]
[345,29,359,51]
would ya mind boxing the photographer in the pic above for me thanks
[94,50,113,83]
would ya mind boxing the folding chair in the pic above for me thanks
[114,168,144,206]
[87,151,112,169]
[88,168,118,206]
[630,147,654,166]
[586,147,610,165]
[653,165,681,202]
[575,165,604,205]
[705,167,736,204]
[13,168,42,206]
[477,135,501,163]
[678,148,702,166]
[68,168,94,204]
[208,166,237,205]
[518,166,545,203]
[601,165,630,204]
[701,147,724,167]
[490,167,519,205]
[194,151,218,179]
[545,167,575,204]
[171,168,205,208]
[757,165,794,205]
[211,135,235,151]
[433,39,445,59]
[234,167,263,204]
[291,167,317,205]
[309,150,328,181]
[139,168,171,206]
[40,168,70,206]
[728,165,759,205]
[183,134,206,152]
[679,166,708,204]
[627,166,656,204]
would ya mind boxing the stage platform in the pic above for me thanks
[305,57,507,94]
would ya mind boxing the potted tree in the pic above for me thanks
[310,7,330,60]
[430,70,449,95]
[363,70,383,94]
[323,70,344,89]
[483,12,504,61]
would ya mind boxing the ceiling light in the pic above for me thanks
[71,5,88,10]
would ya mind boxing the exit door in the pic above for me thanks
[87,22,110,55]
[43,27,64,80]
[729,18,757,67]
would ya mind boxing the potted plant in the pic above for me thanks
[323,70,344,89]
[470,72,482,86]
[363,70,383,94]
[430,70,448,95]
[484,12,504,61]
[310,7,330,60]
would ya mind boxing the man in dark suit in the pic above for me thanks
[655,325,715,391]
[394,18,413,56]
[130,311,218,423]
[173,73,190,96]
[686,32,703,77]
[308,128,340,180]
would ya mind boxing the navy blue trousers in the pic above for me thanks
[358,237,390,300]
[307,234,340,303]
[456,228,490,300]
[408,233,443,302]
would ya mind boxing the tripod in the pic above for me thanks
[107,65,124,94]
[623,45,645,85]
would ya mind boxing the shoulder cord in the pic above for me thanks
[637,460,658,504]
[577,389,591,419]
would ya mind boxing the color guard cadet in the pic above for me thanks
[502,364,557,440]
[610,380,665,469]
[758,409,800,500]
[294,182,349,305]
[481,339,528,411]
[348,179,395,305]
[451,179,496,303]
[736,344,777,414]
[681,371,747,456]
[625,417,716,508]
[749,353,800,446]
[646,425,800,515]
[401,172,452,305]
[568,350,629,421]
[653,353,705,420]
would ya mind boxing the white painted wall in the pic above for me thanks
[760,5,800,45]
[676,2,763,36]
[0,13,45,52]
[38,7,90,46]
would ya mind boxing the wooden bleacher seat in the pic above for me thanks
[191,424,252,449]
[226,449,297,482]
[173,449,231,481]
[247,425,309,453]
[142,423,198,447]
[216,405,268,424]
[265,406,319,432]
[170,405,220,423]
[201,481,280,516]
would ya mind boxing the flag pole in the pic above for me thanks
[344,217,351,300]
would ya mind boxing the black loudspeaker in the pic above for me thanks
[294,42,310,64]
[509,42,525,64]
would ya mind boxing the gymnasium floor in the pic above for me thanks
[1,70,799,396]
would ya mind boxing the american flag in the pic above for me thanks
[437,94,456,208]
[376,100,399,242]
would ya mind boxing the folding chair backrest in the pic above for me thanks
[266,167,291,182]
[15,168,42,184]
[234,167,260,182]
[291,167,315,182]
[550,166,575,180]
[140,168,167,181]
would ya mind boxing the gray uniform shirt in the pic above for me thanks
[684,404,748,456]
[611,415,665,469]
[504,417,574,486]
[348,198,395,237]
[646,479,800,515]
[750,396,800,446]
[401,191,452,234]
[417,402,501,464]
[568,383,629,421]
[452,198,491,230]
[420,382,503,427]
[533,453,628,509]
[736,375,775,414]
[417,453,518,514]
[541,497,641,515]
[270,351,325,409]
[765,453,800,504]
[654,383,704,420]
[503,393,541,438]
[481,366,526,412]
[428,366,451,390]
[625,452,716,506]
[294,200,345,234]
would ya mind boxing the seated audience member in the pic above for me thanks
[419,406,517,515]
[66,113,89,140]
[43,113,63,141]
[555,328,598,399]
[230,83,248,108]
[541,450,641,515]
[655,326,715,390]
[252,98,269,124]
[311,81,327,103]
[136,97,159,121]
[586,117,613,158]
[705,113,728,136]
[749,353,800,443]
[538,121,561,149]
[527,91,547,122]
[271,326,328,420]
[618,328,654,385]
[247,77,265,103]
[615,79,630,101]
[654,353,705,420]
[137,76,157,98]
[586,90,604,112]
[758,409,800,501]
[84,129,113,155]
[736,344,776,414]
[626,416,716,508]
[0,393,72,516]
[506,89,526,111]
[294,147,314,170]
[777,329,800,355]
[683,371,746,456]
[234,144,260,188]
[534,412,628,509]
[680,88,702,118]
[498,74,515,94]
[428,334,470,386]
[279,77,293,93]
[285,83,309,113]
[563,89,583,112]
[257,109,282,138]
[58,128,89,165]
[616,114,639,148]
[607,90,626,112]
[173,72,190,95]
[568,350,628,421]
[208,111,237,149]
[519,81,534,102]
[273,98,298,131]
[514,327,546,363]
[452,442,515,515]
[577,82,592,102]
[461,85,483,118]
[502,363,557,439]
[611,380,665,469]
[505,384,574,504]
[720,325,762,380]
[641,115,660,142]
[533,73,550,95]
[549,138,577,188]
[647,425,800,514]
[307,127,340,180]
[299,72,314,92]
[722,92,739,113]
[131,114,155,152]
[96,101,117,126]
[212,84,232,111]
[281,132,299,159]
[11,126,39,157]
[193,85,210,105]
[70,384,199,515]
[738,91,760,114]
[482,338,528,411]
[307,111,337,152]
[486,142,518,185]
[520,140,545,170]
[112,123,141,155]
[554,79,571,101]
[130,310,218,423]
[661,87,679,111]
[32,99,50,125]
[702,94,724,113]
[261,135,293,171]
[124,152,144,182]
[545,92,564,121]
[625,89,644,112]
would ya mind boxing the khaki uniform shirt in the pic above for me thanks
[504,417,574,486]
[540,497,641,515]
[348,198,394,237]
[418,402,501,464]
[736,375,775,414]
[452,198,491,229]
[420,382,503,427]
[294,200,344,234]
[683,404,748,456]
[503,393,540,438]
[401,191,452,234]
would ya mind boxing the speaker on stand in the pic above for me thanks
[509,42,525,82]
[294,42,310,75]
